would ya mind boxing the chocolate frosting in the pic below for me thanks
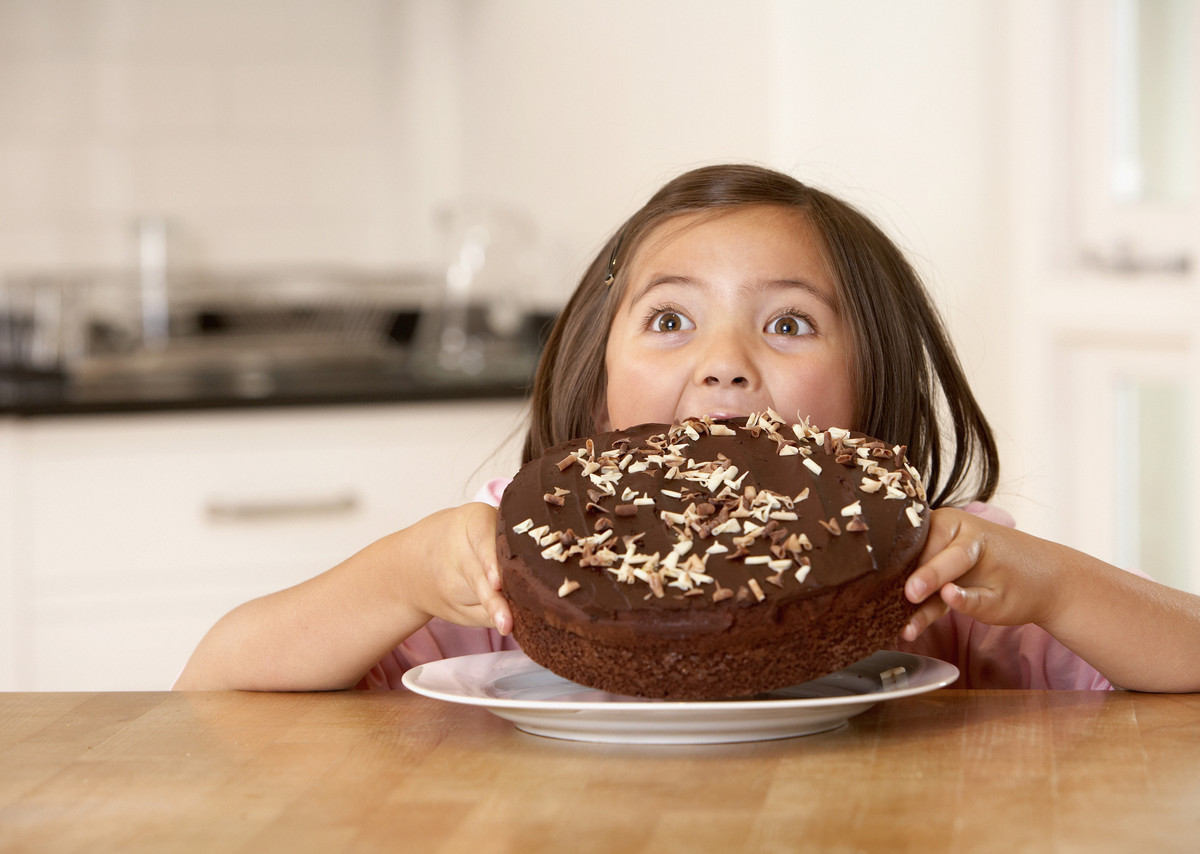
[498,413,929,638]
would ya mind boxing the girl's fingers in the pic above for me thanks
[906,538,982,605]
[940,582,999,622]
[487,566,512,634]
[491,601,513,635]
[903,582,996,641]
[470,564,512,635]
[462,502,510,632]
[901,596,949,642]
[479,588,512,635]
[902,513,985,639]
[941,582,968,609]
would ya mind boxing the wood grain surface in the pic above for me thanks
[1,689,1198,853]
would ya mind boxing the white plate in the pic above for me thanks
[401,649,958,744]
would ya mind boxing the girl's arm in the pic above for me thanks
[902,508,1200,693]
[173,503,512,691]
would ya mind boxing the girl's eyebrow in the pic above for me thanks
[631,275,840,312]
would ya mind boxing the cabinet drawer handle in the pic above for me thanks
[206,492,360,522]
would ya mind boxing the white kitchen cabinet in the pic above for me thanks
[0,399,526,691]
[0,422,17,690]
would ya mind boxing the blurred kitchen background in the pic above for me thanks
[1,0,1196,690]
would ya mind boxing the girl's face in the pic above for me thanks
[599,205,856,431]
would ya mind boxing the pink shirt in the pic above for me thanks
[359,481,1114,691]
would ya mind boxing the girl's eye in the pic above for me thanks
[766,313,814,337]
[648,309,694,333]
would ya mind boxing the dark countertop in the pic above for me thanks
[0,364,532,417]
[1,273,558,418]
[1,304,554,418]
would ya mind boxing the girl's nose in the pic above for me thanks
[704,373,749,387]
[695,336,760,389]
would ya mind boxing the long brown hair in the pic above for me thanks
[523,163,998,508]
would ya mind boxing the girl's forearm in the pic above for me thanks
[1043,542,1200,692]
[173,530,429,691]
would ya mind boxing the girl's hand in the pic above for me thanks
[405,502,513,635]
[899,508,1058,642]
[898,506,1200,692]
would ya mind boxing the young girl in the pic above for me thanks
[175,164,1200,693]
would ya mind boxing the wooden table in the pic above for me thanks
[1,689,1198,853]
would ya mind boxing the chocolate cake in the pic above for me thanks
[496,411,930,699]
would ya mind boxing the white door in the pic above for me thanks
[1007,0,1200,593]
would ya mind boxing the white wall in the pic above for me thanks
[0,0,457,270]
[0,0,1017,494]
[446,0,1013,494]
[453,1,779,290]
[773,2,1011,499]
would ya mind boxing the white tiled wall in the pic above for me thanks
[1,0,1015,423]
[0,0,461,272]
[0,1,1012,324]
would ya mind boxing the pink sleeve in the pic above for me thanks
[357,619,521,690]
[472,476,510,508]
[892,501,1156,690]
[893,612,1112,690]
[357,477,518,691]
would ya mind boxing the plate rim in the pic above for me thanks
[401,649,958,713]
